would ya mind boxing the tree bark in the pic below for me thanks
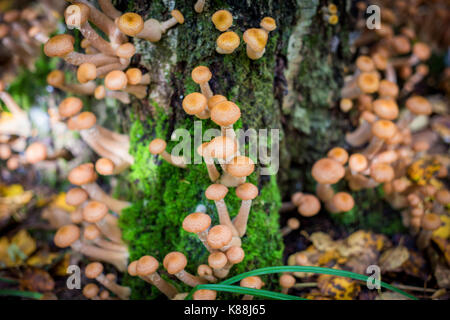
[114,0,352,299]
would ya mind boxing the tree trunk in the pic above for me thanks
[115,0,352,299]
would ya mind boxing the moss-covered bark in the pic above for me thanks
[113,0,353,299]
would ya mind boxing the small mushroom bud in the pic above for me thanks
[233,183,259,237]
[222,156,254,187]
[85,262,131,300]
[260,17,277,33]
[211,10,233,31]
[163,252,207,287]
[58,97,83,119]
[182,92,209,119]
[125,68,150,86]
[197,264,217,283]
[47,70,96,95]
[77,63,97,84]
[281,217,300,236]
[279,274,296,294]
[136,255,178,299]
[149,138,187,168]
[83,283,100,300]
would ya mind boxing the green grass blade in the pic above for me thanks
[185,266,418,300]
[192,284,307,300]
[0,289,43,299]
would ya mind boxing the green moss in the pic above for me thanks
[120,105,283,299]
[330,187,407,236]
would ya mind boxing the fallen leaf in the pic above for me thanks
[19,268,55,292]
[376,292,408,300]
[317,273,361,300]
[379,246,410,272]
[433,216,450,239]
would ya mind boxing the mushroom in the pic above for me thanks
[296,194,321,217]
[216,31,240,55]
[240,276,264,300]
[212,10,233,31]
[214,246,245,279]
[327,147,349,165]
[68,163,130,214]
[83,283,100,300]
[233,183,259,237]
[191,66,213,99]
[116,10,184,43]
[95,158,116,175]
[197,264,217,283]
[208,251,228,277]
[243,28,268,60]
[44,34,119,66]
[279,274,296,294]
[311,158,345,202]
[64,3,116,56]
[163,252,207,287]
[206,225,235,251]
[193,289,217,300]
[417,213,441,250]
[83,224,128,253]
[205,184,239,236]
[182,92,209,119]
[149,138,187,168]
[94,85,130,104]
[98,0,122,20]
[136,255,179,299]
[82,200,123,244]
[104,70,147,99]
[54,224,128,271]
[125,68,151,85]
[364,119,398,158]
[194,0,207,13]
[327,192,355,213]
[85,262,131,300]
[221,155,254,187]
[341,72,380,99]
[345,111,377,147]
[47,70,96,95]
[280,217,300,236]
[260,17,277,34]
[182,212,213,252]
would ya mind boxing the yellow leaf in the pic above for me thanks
[433,216,450,239]
[54,253,71,276]
[27,251,60,268]
[51,192,76,213]
[318,274,361,300]
[0,184,24,197]
[10,230,37,264]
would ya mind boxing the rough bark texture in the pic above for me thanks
[112,0,353,299]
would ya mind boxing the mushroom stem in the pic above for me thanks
[96,273,130,300]
[123,84,148,99]
[197,230,214,252]
[96,214,123,244]
[175,270,207,287]
[194,0,206,13]
[64,51,120,67]
[98,0,122,20]
[203,157,220,182]
[160,17,179,33]
[160,150,187,168]
[72,240,128,271]
[82,183,130,215]
[214,199,239,236]
[233,200,253,237]
[92,237,128,253]
[96,62,128,78]
[141,272,178,299]
[345,120,372,147]
[315,183,334,202]
[0,91,26,117]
